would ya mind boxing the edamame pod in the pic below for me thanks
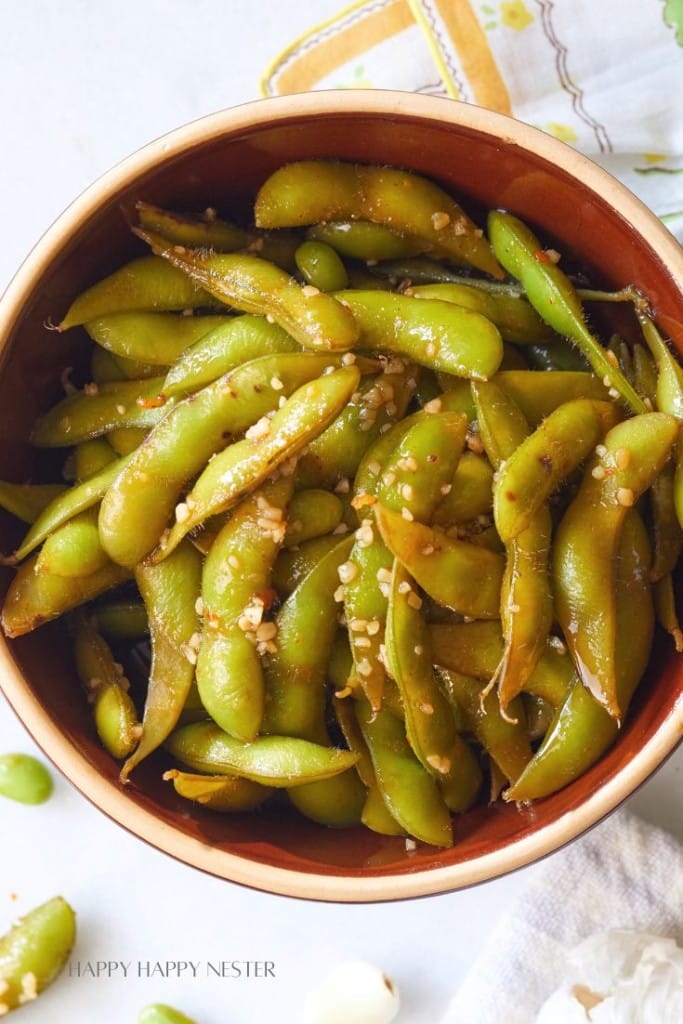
[163,769,272,812]
[138,1003,198,1024]
[157,366,361,558]
[59,256,215,329]
[334,290,503,380]
[409,282,553,344]
[0,482,66,525]
[165,722,359,786]
[75,438,117,482]
[85,310,232,364]
[553,412,677,718]
[134,228,360,352]
[0,754,53,805]
[295,240,349,292]
[496,370,611,426]
[121,540,202,779]
[255,161,502,278]
[308,220,429,261]
[283,490,344,548]
[35,507,108,577]
[0,896,76,1013]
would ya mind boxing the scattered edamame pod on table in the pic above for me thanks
[0,753,53,805]
[0,896,76,1014]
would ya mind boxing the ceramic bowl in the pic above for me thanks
[1,91,682,902]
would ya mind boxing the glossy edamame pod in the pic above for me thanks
[99,353,354,568]
[525,337,589,372]
[0,754,53,805]
[72,613,139,760]
[35,508,109,577]
[197,478,293,742]
[386,561,482,811]
[134,227,360,352]
[507,509,654,801]
[294,240,349,292]
[10,455,130,563]
[121,540,202,779]
[85,310,233,364]
[295,366,416,490]
[0,482,66,525]
[409,282,553,344]
[75,437,117,482]
[431,453,493,528]
[488,211,647,414]
[283,489,344,548]
[0,896,76,1014]
[254,161,502,278]
[495,370,611,426]
[161,314,299,398]
[553,412,677,719]
[272,534,343,597]
[59,256,215,329]
[163,769,272,812]
[1,554,130,638]
[136,199,300,270]
[437,669,531,784]
[91,601,148,639]
[355,698,453,847]
[157,366,361,559]
[165,721,359,786]
[138,1003,198,1024]
[264,536,354,742]
[334,291,503,380]
[90,346,127,384]
[374,504,503,619]
[493,398,620,542]
[106,426,148,455]
[31,376,169,447]
[308,220,429,261]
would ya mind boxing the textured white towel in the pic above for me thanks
[441,809,683,1024]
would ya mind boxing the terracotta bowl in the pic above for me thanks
[1,91,682,902]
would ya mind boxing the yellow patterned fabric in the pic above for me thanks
[262,0,683,239]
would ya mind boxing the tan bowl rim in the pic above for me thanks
[1,89,683,902]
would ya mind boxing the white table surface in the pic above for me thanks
[0,3,681,1022]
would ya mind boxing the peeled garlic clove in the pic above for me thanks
[303,961,400,1024]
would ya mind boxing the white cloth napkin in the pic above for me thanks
[441,809,683,1024]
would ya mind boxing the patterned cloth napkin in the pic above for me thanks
[440,809,683,1023]
[262,0,683,241]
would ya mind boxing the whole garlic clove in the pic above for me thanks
[303,961,400,1024]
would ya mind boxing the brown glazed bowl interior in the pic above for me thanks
[1,91,682,902]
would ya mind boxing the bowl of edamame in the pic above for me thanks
[1,90,682,901]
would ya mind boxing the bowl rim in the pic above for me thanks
[1,88,683,902]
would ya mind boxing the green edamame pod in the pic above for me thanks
[165,721,359,786]
[263,536,354,742]
[163,769,272,812]
[295,240,349,292]
[488,212,646,414]
[0,482,66,525]
[32,376,170,447]
[92,601,148,639]
[496,370,612,426]
[334,290,503,380]
[507,509,653,801]
[375,504,503,619]
[138,1003,198,1024]
[308,220,429,262]
[121,540,202,779]
[35,507,108,578]
[1,554,130,638]
[0,897,76,1013]
[525,338,590,372]
[386,561,482,811]
[91,346,127,384]
[431,453,493,528]
[59,256,215,330]
[554,412,677,719]
[409,282,553,344]
[355,698,453,848]
[157,366,361,559]
[72,613,139,760]
[161,315,299,398]
[99,353,356,568]
[283,489,344,548]
[85,310,233,364]
[0,754,53,805]
[75,438,117,482]
[136,199,300,269]
[272,534,343,597]
[134,228,359,352]
[437,669,531,784]
[255,161,502,278]
[492,398,620,542]
[197,478,293,742]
